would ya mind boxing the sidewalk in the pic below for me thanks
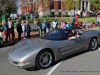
[2,31,39,41]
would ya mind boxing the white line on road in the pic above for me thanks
[46,62,62,75]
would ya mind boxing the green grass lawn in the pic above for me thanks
[34,17,95,25]
[78,17,95,23]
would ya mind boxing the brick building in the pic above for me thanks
[20,0,90,17]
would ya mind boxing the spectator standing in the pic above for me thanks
[97,15,100,24]
[42,20,46,34]
[52,19,58,29]
[34,21,38,28]
[37,19,42,37]
[86,22,91,28]
[51,19,54,29]
[75,14,79,21]
[0,30,2,38]
[45,19,50,33]
[21,21,26,39]
[16,19,22,41]
[6,18,12,40]
[0,30,3,47]
[2,21,8,42]
[10,21,15,41]
[26,21,31,38]
[66,22,71,29]
[82,22,86,29]
[60,20,66,29]
[55,17,58,28]
[92,21,96,28]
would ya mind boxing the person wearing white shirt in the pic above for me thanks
[0,31,2,38]
[52,20,58,29]
[0,30,3,47]
[21,21,26,39]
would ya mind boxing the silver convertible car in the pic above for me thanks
[8,28,100,70]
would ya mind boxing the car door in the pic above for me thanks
[61,35,87,56]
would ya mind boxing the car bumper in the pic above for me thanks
[8,56,36,69]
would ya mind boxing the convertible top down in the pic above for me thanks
[8,28,100,69]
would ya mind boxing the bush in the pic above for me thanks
[0,27,3,32]
[55,14,61,17]
[43,15,48,18]
[0,23,2,27]
[48,14,55,17]
[63,15,70,17]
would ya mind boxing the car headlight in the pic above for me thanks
[22,61,30,65]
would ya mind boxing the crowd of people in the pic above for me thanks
[0,18,32,47]
[0,16,99,48]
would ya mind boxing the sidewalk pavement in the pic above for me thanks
[2,31,40,41]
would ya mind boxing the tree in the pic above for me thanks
[64,0,76,11]
[64,0,80,11]
[90,0,100,10]
[0,0,18,16]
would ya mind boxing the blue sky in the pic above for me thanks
[17,0,20,14]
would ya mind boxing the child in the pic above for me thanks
[0,30,3,47]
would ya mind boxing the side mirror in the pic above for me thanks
[69,36,76,40]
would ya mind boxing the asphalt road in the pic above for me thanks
[0,46,100,75]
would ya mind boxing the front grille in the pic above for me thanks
[12,61,18,64]
[9,57,19,65]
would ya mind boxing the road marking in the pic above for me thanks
[46,62,62,75]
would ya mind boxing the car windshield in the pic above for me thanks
[41,28,70,40]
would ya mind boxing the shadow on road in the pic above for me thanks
[0,34,39,48]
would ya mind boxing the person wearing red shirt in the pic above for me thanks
[75,14,79,21]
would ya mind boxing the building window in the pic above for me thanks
[82,1,84,11]
[50,1,54,9]
[86,1,88,10]
[58,1,61,9]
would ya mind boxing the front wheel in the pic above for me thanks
[89,38,98,51]
[36,50,54,69]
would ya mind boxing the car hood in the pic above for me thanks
[9,38,53,55]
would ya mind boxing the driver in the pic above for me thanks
[68,29,79,40]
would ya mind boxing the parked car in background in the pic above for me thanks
[10,13,18,20]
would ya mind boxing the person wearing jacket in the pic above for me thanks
[37,19,42,37]
[10,21,15,41]
[26,21,31,38]
[16,19,22,41]
[45,19,50,33]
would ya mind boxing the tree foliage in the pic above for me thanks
[64,0,80,11]
[90,0,100,10]
[0,0,18,16]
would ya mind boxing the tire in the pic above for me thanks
[89,38,98,51]
[36,50,54,69]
